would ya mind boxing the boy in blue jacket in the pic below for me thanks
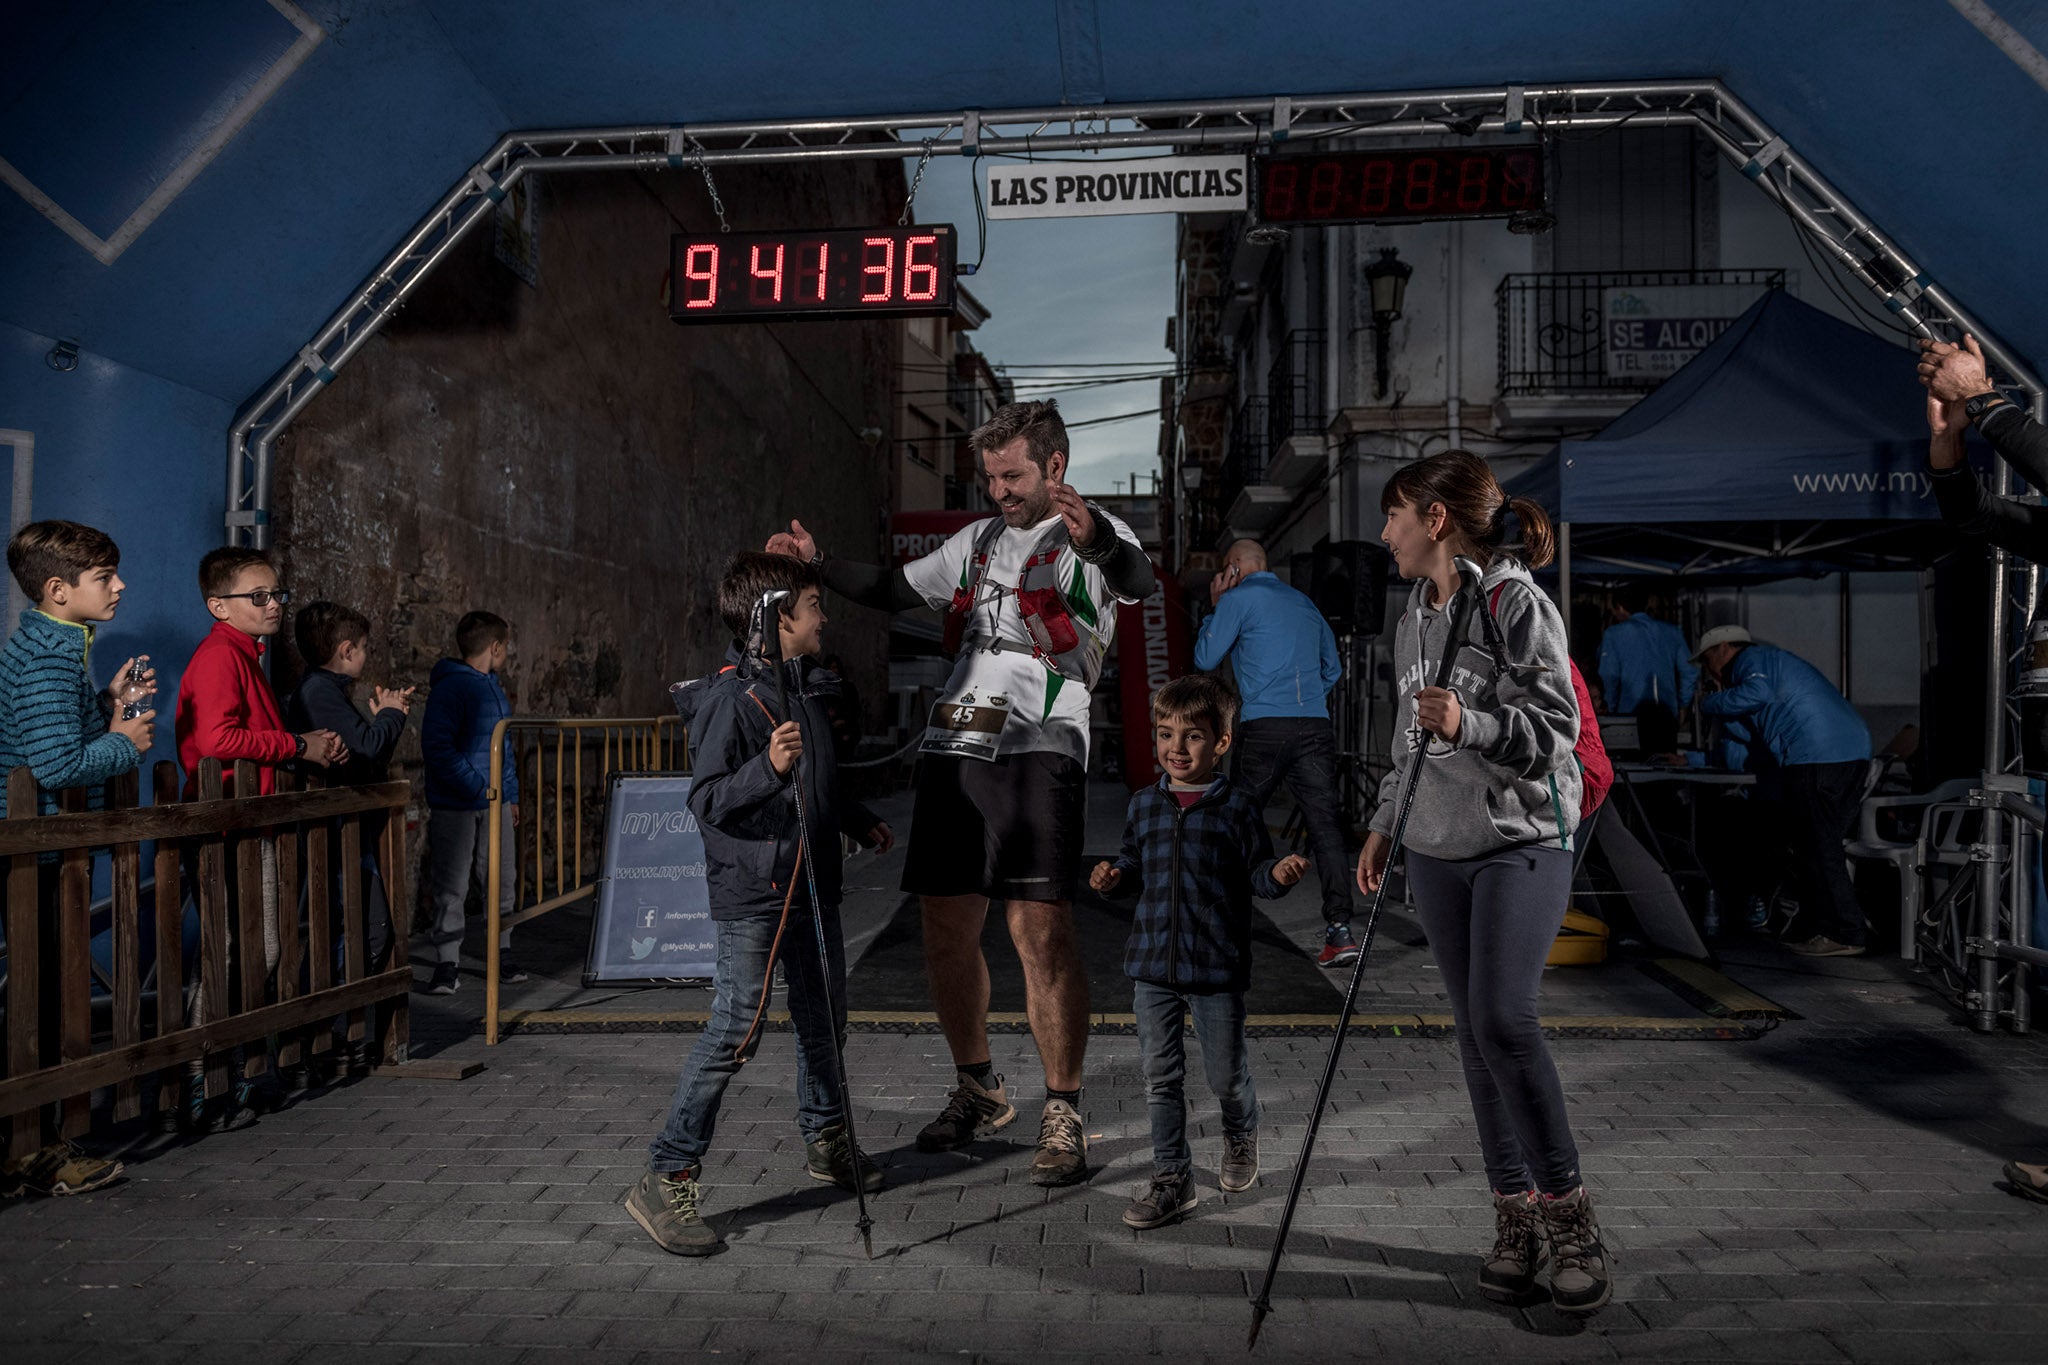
[626,551,890,1257]
[0,520,152,1196]
[1090,673,1305,1229]
[419,610,521,995]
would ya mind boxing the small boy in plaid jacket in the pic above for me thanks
[1090,673,1305,1230]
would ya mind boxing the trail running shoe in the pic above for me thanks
[1220,1130,1260,1193]
[1317,921,1361,969]
[915,1071,1018,1152]
[1123,1169,1197,1229]
[1028,1099,1089,1186]
[805,1124,884,1194]
[0,1142,124,1198]
[1478,1189,1546,1301]
[624,1170,723,1256]
[1541,1186,1613,1315]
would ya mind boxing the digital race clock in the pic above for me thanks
[668,225,957,323]
[1256,148,1543,226]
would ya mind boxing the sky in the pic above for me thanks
[906,147,1178,498]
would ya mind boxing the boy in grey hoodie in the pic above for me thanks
[1361,451,1608,1316]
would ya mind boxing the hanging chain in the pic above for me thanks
[898,138,937,227]
[689,140,730,233]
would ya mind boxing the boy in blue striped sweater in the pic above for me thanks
[0,520,153,1197]
[1089,673,1305,1230]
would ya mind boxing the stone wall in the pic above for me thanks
[274,160,905,743]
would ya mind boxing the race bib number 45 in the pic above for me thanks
[920,691,1012,761]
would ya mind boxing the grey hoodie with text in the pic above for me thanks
[1370,556,1581,861]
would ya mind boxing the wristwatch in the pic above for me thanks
[1965,391,2008,425]
[293,734,308,758]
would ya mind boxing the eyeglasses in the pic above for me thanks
[213,589,292,608]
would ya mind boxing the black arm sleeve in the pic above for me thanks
[1929,462,2048,561]
[819,559,926,613]
[1074,507,1156,601]
[1979,404,2048,493]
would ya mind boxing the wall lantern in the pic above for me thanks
[1363,247,1412,399]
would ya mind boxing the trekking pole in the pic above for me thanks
[759,591,877,1259]
[1248,557,1484,1349]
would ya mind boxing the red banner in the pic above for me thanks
[1115,562,1193,790]
[888,510,983,567]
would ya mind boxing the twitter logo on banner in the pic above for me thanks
[630,937,657,961]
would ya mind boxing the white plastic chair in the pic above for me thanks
[1844,777,1977,960]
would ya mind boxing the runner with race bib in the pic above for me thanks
[766,399,1152,1185]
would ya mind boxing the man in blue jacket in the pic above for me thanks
[420,610,522,995]
[1598,583,1697,753]
[1693,625,1871,956]
[1193,540,1354,966]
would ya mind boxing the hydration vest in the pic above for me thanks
[940,512,1111,689]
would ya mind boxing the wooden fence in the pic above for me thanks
[0,758,412,1156]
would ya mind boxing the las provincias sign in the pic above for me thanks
[985,154,1248,220]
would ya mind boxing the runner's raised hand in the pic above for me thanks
[765,518,818,561]
[1047,480,1096,547]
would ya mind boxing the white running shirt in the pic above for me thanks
[902,510,1145,763]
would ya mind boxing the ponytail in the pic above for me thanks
[1509,495,1556,569]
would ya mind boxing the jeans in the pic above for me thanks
[1407,843,1581,1197]
[647,903,849,1174]
[1232,717,1354,924]
[1132,978,1258,1176]
[1781,760,1868,947]
[423,806,515,966]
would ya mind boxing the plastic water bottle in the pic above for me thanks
[118,655,155,719]
[1702,889,1721,940]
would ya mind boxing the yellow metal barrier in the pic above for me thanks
[483,716,686,1044]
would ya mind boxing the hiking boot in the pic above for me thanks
[805,1124,883,1194]
[426,963,460,995]
[1790,935,1866,958]
[1317,921,1361,969]
[624,1170,723,1256]
[0,1142,124,1198]
[1220,1130,1259,1193]
[1478,1189,1546,1301]
[1123,1169,1197,1229]
[2003,1160,2048,1204]
[1541,1186,1612,1314]
[915,1071,1018,1152]
[1028,1099,1089,1186]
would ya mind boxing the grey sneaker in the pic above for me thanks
[1790,936,1866,958]
[1123,1169,1197,1229]
[1541,1186,1612,1314]
[1220,1130,1259,1193]
[1478,1189,1546,1301]
[1028,1099,1089,1186]
[805,1124,883,1194]
[624,1171,723,1256]
[915,1071,1018,1152]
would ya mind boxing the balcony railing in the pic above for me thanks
[1495,269,1785,395]
[1267,330,1327,454]
[1220,397,1272,509]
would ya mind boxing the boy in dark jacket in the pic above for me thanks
[625,552,891,1257]
[1090,673,1304,1230]
[418,611,520,995]
[286,601,412,1007]
[0,520,150,1196]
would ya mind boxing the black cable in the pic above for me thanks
[1766,170,1918,344]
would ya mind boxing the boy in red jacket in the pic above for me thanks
[172,548,344,1128]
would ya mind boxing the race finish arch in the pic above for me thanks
[220,81,2045,784]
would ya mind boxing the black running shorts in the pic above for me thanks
[902,750,1087,902]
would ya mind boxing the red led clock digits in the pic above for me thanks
[749,243,784,304]
[861,237,896,302]
[1307,162,1341,217]
[1358,159,1393,214]
[1501,153,1538,209]
[682,243,718,309]
[1403,158,1439,211]
[1456,156,1490,210]
[904,234,940,301]
[1263,162,1298,218]
[798,242,829,302]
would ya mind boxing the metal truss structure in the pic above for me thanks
[227,77,2046,819]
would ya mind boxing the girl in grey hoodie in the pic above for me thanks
[1358,450,1609,1315]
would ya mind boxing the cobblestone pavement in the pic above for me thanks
[5,978,2047,1364]
[6,785,2047,1362]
